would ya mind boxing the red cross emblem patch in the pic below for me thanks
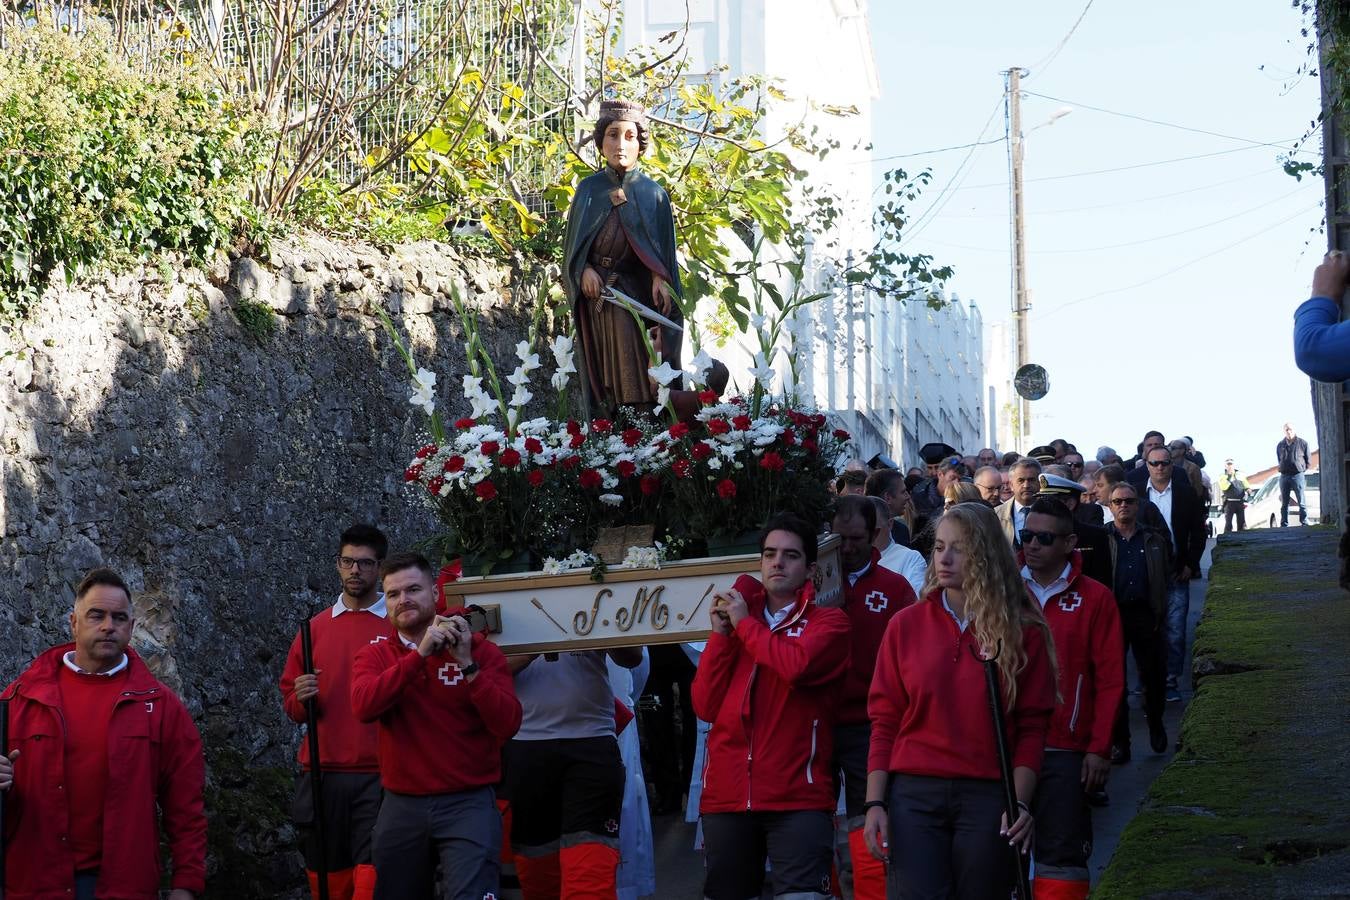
[786,619,807,638]
[1057,592,1083,613]
[865,590,889,613]
[438,662,464,686]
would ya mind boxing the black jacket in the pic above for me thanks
[1124,468,1207,576]
[1072,520,1114,588]
[1276,437,1310,475]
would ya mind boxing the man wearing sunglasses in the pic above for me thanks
[279,524,391,900]
[1019,499,1124,900]
[1134,447,1207,703]
[1103,484,1171,763]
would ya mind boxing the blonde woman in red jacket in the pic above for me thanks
[863,503,1056,899]
[692,513,852,900]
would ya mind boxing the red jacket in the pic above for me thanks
[279,602,387,772]
[351,624,521,795]
[1,645,207,900]
[691,576,851,814]
[1024,552,1125,756]
[838,553,917,726]
[867,596,1055,780]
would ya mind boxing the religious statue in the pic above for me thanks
[562,99,684,411]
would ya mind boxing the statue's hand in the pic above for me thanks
[652,276,674,315]
[581,266,603,300]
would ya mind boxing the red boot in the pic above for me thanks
[558,841,619,900]
[1033,876,1090,900]
[847,827,887,900]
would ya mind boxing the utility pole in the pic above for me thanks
[1006,67,1030,453]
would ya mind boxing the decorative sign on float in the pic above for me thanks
[444,535,843,654]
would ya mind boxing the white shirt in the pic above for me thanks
[941,590,969,633]
[1021,562,1072,609]
[1099,501,1115,524]
[62,651,129,676]
[879,540,928,597]
[332,592,387,618]
[847,560,873,587]
[1013,502,1031,535]
[1148,479,1176,548]
[764,603,795,630]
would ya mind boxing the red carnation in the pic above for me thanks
[833,428,851,441]
[427,476,445,495]
[404,462,424,482]
[500,448,522,468]
[528,470,545,487]
[579,468,603,489]
[716,478,737,499]
[591,418,613,434]
[640,475,661,495]
[732,415,752,431]
[480,440,500,456]
[707,418,730,435]
[621,427,643,448]
[672,459,692,479]
[524,437,544,454]
[444,456,465,473]
[569,433,586,449]
[698,390,718,405]
[668,422,690,440]
[691,441,713,461]
[454,418,476,429]
[415,444,437,459]
[802,438,819,453]
[475,481,498,501]
[810,414,826,427]
[562,455,580,470]
[781,429,797,446]
[566,419,582,435]
[617,460,637,478]
[759,451,786,472]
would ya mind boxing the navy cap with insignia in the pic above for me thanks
[1027,445,1057,464]
[918,442,958,464]
[1038,473,1086,497]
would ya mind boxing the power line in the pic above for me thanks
[901,94,1007,244]
[949,140,1310,192]
[868,137,1004,164]
[1022,90,1302,150]
[1026,0,1096,79]
[933,165,1279,218]
[1033,201,1322,320]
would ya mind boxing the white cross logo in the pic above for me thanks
[786,619,807,638]
[438,662,463,687]
[864,590,889,614]
[144,701,155,713]
[1057,592,1083,613]
[370,635,388,644]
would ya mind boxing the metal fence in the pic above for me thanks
[1,0,578,203]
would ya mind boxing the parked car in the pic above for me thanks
[1246,472,1320,529]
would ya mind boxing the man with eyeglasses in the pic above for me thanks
[1018,499,1124,900]
[995,457,1043,547]
[1133,447,1206,704]
[280,524,391,900]
[1103,484,1170,763]
[973,465,1003,505]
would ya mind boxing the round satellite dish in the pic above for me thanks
[1014,364,1049,401]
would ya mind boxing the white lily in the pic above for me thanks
[510,385,533,409]
[648,360,682,386]
[409,367,436,416]
[657,386,671,410]
[515,341,533,363]
[687,349,715,385]
[507,366,531,387]
[749,313,767,330]
[551,371,571,392]
[749,352,776,390]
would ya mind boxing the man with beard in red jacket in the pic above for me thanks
[351,552,521,900]
[1020,499,1125,900]
[830,495,916,899]
[692,513,851,900]
[0,568,206,900]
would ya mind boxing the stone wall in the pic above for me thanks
[0,234,536,897]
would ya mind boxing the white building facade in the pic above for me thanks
[611,0,985,465]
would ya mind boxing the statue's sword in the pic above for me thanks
[601,285,684,333]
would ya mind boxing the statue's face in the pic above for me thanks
[602,120,641,172]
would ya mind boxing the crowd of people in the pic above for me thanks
[0,429,1219,900]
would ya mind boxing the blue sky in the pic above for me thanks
[868,0,1324,475]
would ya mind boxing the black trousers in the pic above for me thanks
[1223,499,1246,533]
[1112,602,1166,751]
[702,810,835,899]
[1031,751,1092,883]
[886,773,1015,900]
[503,736,625,851]
[640,644,697,813]
[292,770,382,870]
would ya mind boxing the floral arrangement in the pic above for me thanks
[380,287,852,574]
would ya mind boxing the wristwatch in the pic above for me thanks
[861,799,888,813]
[460,661,480,677]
